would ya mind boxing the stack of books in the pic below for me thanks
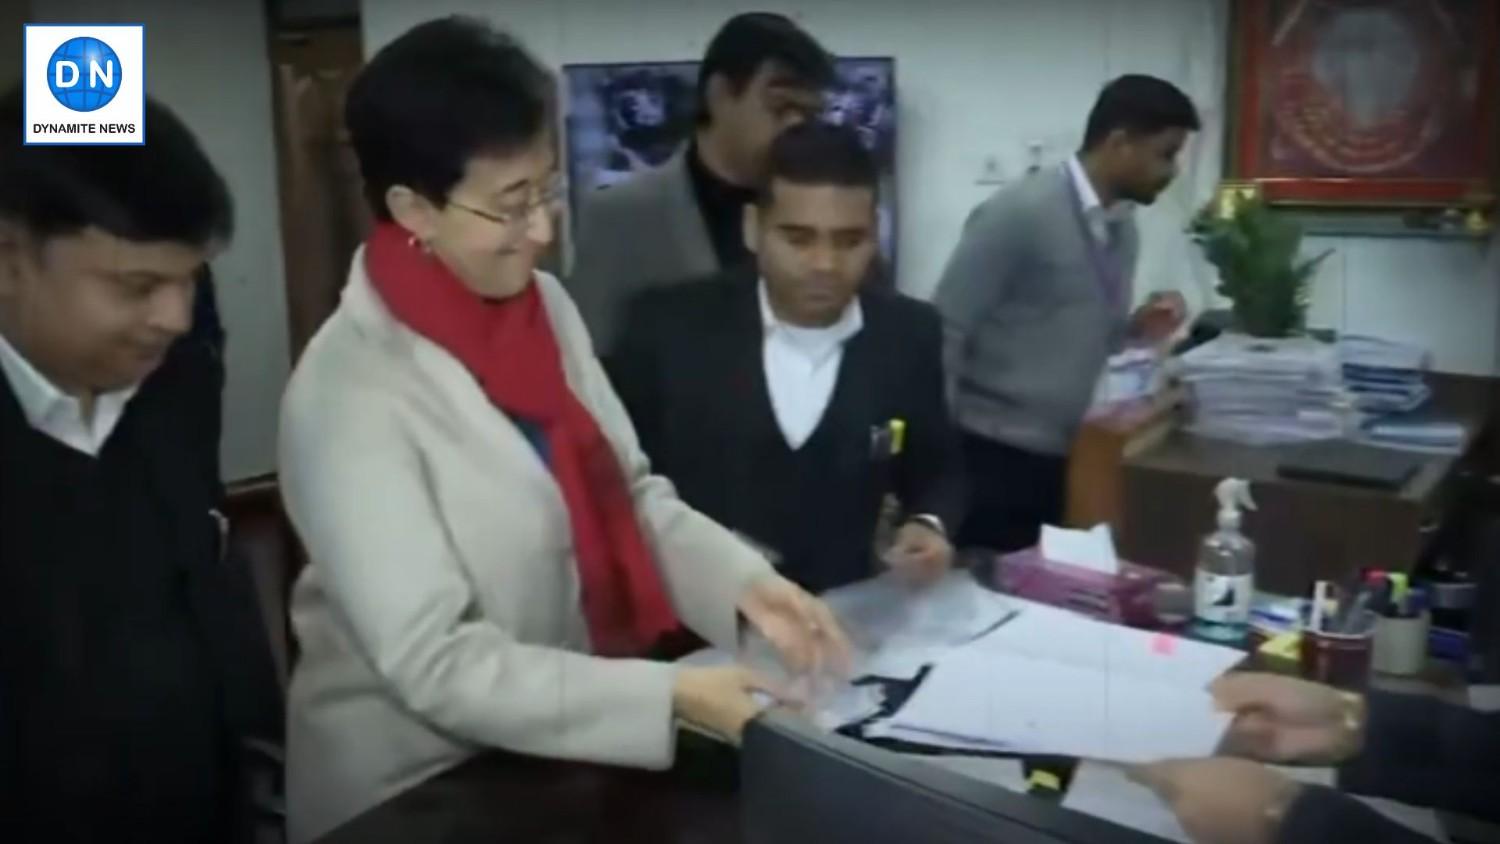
[1178,334,1347,446]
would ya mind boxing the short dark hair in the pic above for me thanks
[756,122,877,207]
[346,16,554,221]
[0,85,232,246]
[1081,74,1201,151]
[695,13,834,127]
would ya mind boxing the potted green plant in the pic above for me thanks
[1191,196,1332,338]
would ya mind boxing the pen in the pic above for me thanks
[1310,581,1329,632]
[954,608,1022,647]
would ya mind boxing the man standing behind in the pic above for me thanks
[0,87,280,841]
[933,74,1198,554]
[568,12,833,355]
[612,123,964,594]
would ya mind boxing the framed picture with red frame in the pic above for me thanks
[1228,0,1500,207]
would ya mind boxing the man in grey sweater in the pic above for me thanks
[933,75,1198,552]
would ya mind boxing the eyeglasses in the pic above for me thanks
[447,176,565,238]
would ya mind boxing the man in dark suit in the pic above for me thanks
[568,13,834,355]
[0,86,280,842]
[611,122,963,594]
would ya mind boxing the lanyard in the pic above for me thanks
[1062,165,1128,316]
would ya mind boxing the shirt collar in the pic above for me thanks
[0,326,72,429]
[0,327,139,452]
[757,279,864,347]
[1067,155,1105,213]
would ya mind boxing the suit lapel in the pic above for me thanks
[661,150,721,279]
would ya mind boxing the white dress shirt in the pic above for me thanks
[0,329,137,456]
[1066,155,1133,247]
[758,281,864,450]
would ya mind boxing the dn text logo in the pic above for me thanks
[24,24,145,145]
[49,37,122,112]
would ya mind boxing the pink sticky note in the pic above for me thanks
[1151,633,1177,656]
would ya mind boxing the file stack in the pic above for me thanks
[1178,333,1346,446]
[1338,335,1432,415]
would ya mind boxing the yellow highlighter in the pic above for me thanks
[1027,770,1062,792]
[890,418,906,456]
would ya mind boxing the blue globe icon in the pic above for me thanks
[47,37,123,112]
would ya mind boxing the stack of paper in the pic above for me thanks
[1339,335,1432,415]
[870,600,1244,761]
[1179,334,1348,445]
[1362,415,1467,455]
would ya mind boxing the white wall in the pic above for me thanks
[30,0,290,479]
[365,0,1500,375]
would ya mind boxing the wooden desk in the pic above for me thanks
[312,738,742,843]
[1118,373,1498,594]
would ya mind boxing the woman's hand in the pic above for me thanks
[737,574,852,678]
[1131,758,1302,844]
[1211,673,1365,765]
[671,666,777,743]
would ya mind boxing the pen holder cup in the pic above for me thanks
[1371,611,1430,677]
[1300,612,1375,691]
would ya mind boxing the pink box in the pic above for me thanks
[990,547,1184,628]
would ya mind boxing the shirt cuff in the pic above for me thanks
[903,513,947,536]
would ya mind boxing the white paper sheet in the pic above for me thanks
[886,645,1233,763]
[820,571,1019,680]
[962,598,1247,687]
[1040,524,1120,575]
[677,572,1015,729]
[674,646,884,731]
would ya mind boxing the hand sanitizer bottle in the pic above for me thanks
[1192,478,1256,642]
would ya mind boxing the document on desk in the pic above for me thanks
[677,572,1016,733]
[675,646,885,732]
[879,599,1243,762]
[820,571,1019,680]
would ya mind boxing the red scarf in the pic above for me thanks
[364,222,678,656]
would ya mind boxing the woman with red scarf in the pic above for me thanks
[277,18,850,841]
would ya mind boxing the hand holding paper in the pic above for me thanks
[882,521,954,585]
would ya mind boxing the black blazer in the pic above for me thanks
[610,269,965,592]
[0,330,281,840]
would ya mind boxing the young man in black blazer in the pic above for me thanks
[611,122,963,594]
[0,87,280,841]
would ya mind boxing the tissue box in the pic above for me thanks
[991,547,1181,627]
